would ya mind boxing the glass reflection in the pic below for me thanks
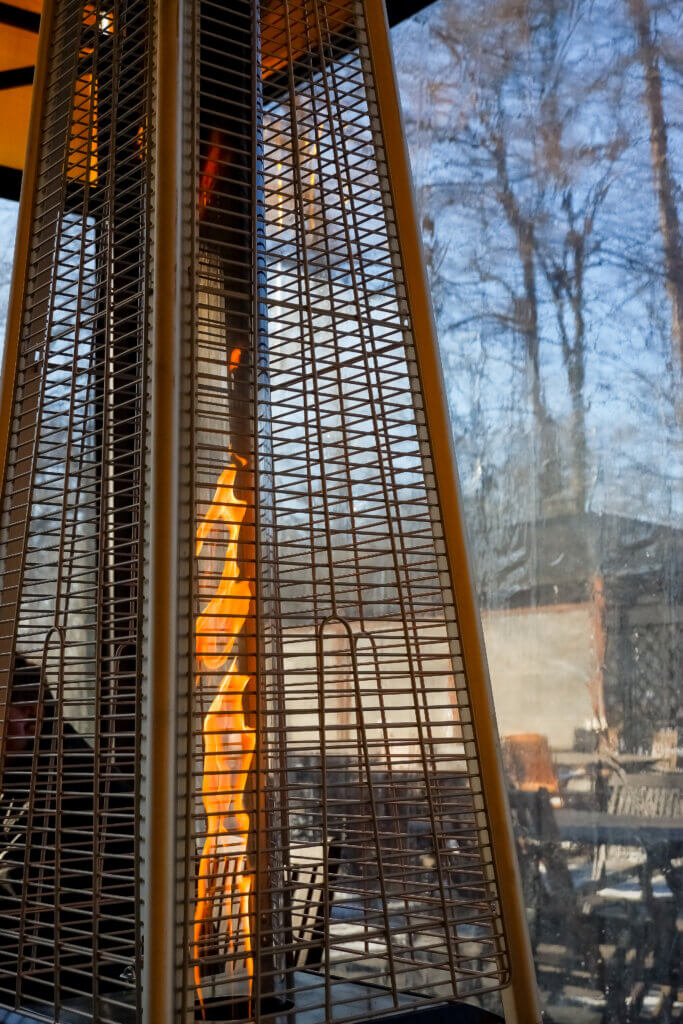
[394,0,682,1019]
[0,199,18,343]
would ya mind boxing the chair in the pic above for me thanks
[593,773,683,1022]
[508,787,650,1022]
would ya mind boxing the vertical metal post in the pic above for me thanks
[361,1,541,1021]
[143,0,183,1019]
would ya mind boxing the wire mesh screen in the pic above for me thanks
[0,0,510,1021]
[183,0,508,1020]
[0,0,153,1019]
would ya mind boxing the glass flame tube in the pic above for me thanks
[192,0,279,1005]
[194,442,256,1005]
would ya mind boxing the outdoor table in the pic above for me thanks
[554,808,683,848]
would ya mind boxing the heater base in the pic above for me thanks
[197,994,295,1021]
[289,973,503,1024]
[351,999,504,1024]
[2,974,502,1024]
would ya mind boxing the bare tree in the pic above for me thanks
[627,0,683,372]
[394,0,680,531]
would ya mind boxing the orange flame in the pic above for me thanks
[195,127,254,1005]
[194,450,255,1004]
[199,129,226,211]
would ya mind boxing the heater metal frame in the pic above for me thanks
[0,0,152,1017]
[0,0,540,1020]
[143,0,183,1021]
[146,0,540,1018]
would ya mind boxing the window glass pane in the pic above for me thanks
[393,1,682,1019]
[0,199,19,345]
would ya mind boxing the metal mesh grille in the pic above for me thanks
[0,0,510,1020]
[0,0,153,1019]
[183,0,508,1020]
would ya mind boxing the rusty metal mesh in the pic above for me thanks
[182,0,508,1020]
[0,0,508,1021]
[0,0,152,1019]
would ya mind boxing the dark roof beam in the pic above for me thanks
[0,2,41,33]
[0,66,35,91]
[386,0,433,26]
[0,165,22,201]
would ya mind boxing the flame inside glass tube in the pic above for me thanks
[194,375,255,1005]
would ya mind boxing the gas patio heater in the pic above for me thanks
[0,0,538,1021]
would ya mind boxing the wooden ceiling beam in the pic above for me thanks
[0,2,40,33]
[0,66,35,90]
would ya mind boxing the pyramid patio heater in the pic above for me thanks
[0,0,538,1021]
